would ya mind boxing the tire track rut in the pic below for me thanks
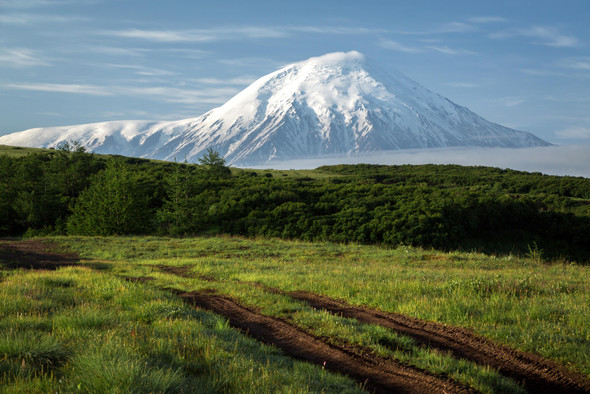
[154,266,590,393]
[288,290,590,394]
[0,240,79,270]
[177,289,472,394]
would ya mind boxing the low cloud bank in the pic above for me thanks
[254,145,590,178]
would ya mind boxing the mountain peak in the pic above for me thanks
[0,51,550,165]
[293,50,365,67]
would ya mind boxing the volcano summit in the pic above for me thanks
[0,51,550,165]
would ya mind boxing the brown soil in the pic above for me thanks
[178,289,472,394]
[151,266,590,392]
[155,264,194,277]
[0,239,79,270]
[155,264,217,282]
[124,276,155,284]
[288,290,590,394]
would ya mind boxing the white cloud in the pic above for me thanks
[439,22,473,33]
[379,39,422,53]
[555,127,590,140]
[105,29,215,43]
[90,63,176,77]
[426,46,478,55]
[0,12,85,24]
[0,48,50,67]
[163,48,210,59]
[291,26,387,35]
[102,25,385,43]
[468,16,507,24]
[490,96,527,107]
[560,57,590,71]
[190,76,258,86]
[4,82,111,95]
[490,26,579,48]
[401,22,474,35]
[1,81,240,106]
[521,68,568,77]
[217,57,285,69]
[84,46,147,57]
[502,98,526,107]
[522,26,579,47]
[0,0,60,8]
[0,0,99,8]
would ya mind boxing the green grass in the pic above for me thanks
[2,235,589,392]
[0,265,361,393]
[0,145,53,157]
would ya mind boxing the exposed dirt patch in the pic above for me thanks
[245,280,286,295]
[289,290,590,394]
[155,264,216,282]
[0,240,79,270]
[155,264,194,278]
[177,289,472,394]
[124,276,155,284]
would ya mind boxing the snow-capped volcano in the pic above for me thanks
[0,51,550,165]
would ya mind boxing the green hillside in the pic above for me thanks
[1,146,590,263]
[1,236,588,392]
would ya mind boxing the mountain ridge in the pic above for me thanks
[0,51,550,165]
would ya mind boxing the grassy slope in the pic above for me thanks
[0,257,360,393]
[0,145,54,157]
[2,235,579,392]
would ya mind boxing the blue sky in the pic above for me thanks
[1,0,589,145]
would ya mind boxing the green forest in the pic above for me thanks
[1,144,590,263]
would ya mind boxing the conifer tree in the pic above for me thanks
[67,160,149,235]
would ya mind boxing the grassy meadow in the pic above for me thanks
[1,235,588,392]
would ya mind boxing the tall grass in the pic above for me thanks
[0,266,362,393]
[58,235,590,379]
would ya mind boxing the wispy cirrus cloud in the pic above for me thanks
[490,96,527,107]
[1,82,240,105]
[90,63,176,77]
[0,12,86,24]
[0,48,50,67]
[1,0,99,8]
[3,82,111,95]
[290,26,387,35]
[520,58,590,79]
[89,46,148,57]
[190,76,258,86]
[102,25,387,43]
[555,127,590,140]
[400,22,474,36]
[560,57,590,71]
[380,40,477,56]
[426,46,478,55]
[521,26,579,47]
[467,16,507,24]
[521,68,569,77]
[490,26,579,48]
[105,29,216,42]
[217,57,285,69]
[379,38,423,53]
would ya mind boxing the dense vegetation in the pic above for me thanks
[1,144,589,263]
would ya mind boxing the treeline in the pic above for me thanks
[1,146,590,263]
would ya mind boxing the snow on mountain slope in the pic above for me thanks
[0,118,196,157]
[0,51,550,165]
